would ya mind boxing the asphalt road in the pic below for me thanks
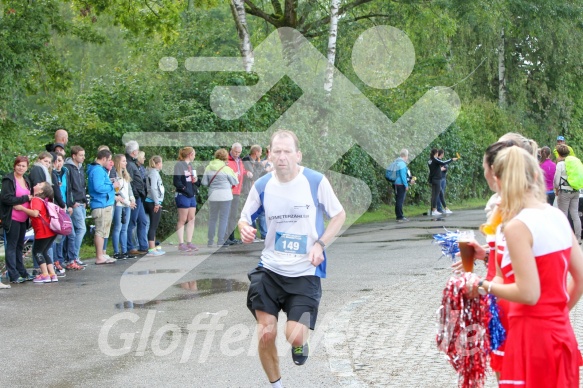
[2,209,582,387]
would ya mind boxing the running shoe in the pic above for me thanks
[66,262,85,271]
[186,242,199,252]
[24,273,35,281]
[146,249,165,257]
[178,243,191,252]
[50,274,58,282]
[431,210,442,216]
[122,252,137,259]
[291,342,309,366]
[11,277,26,284]
[444,208,453,214]
[33,275,51,284]
[75,259,87,266]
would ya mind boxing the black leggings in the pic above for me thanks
[33,236,56,266]
[144,201,162,242]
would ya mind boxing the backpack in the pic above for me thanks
[37,198,73,235]
[385,160,400,183]
[565,156,583,190]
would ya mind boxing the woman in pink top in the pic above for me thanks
[0,156,34,286]
[539,146,556,205]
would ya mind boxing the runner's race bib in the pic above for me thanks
[275,232,307,255]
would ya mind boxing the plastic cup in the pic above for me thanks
[458,230,475,272]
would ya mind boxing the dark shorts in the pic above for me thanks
[175,193,197,209]
[247,266,322,330]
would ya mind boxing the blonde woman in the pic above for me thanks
[111,154,137,260]
[145,156,165,256]
[471,146,583,387]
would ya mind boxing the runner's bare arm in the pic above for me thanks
[309,209,346,266]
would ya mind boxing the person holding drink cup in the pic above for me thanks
[464,146,583,387]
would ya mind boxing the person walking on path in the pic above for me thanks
[144,156,166,256]
[554,144,581,242]
[435,149,453,214]
[173,147,200,252]
[1,156,34,284]
[539,146,556,205]
[427,149,457,216]
[239,130,346,388]
[201,149,238,247]
[392,149,414,223]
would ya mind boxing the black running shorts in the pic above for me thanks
[247,266,322,330]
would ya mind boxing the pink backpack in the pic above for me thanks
[38,198,73,235]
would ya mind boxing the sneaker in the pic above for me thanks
[75,259,87,266]
[178,243,191,252]
[146,249,165,256]
[291,342,309,366]
[186,242,199,252]
[50,274,58,282]
[54,261,65,272]
[397,218,410,223]
[0,283,10,289]
[33,275,51,284]
[11,277,26,284]
[66,262,85,271]
[207,243,215,248]
[431,210,442,216]
[24,273,35,281]
[122,253,137,259]
[114,253,127,260]
[156,245,162,251]
[444,208,453,214]
[253,238,264,243]
[32,269,41,277]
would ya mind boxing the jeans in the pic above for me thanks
[3,221,29,281]
[208,200,231,245]
[256,211,267,239]
[71,205,87,260]
[112,206,131,255]
[225,195,241,242]
[127,198,148,251]
[394,184,407,220]
[436,178,447,211]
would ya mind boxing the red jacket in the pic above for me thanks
[227,153,246,195]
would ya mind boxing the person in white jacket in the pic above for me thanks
[111,154,137,260]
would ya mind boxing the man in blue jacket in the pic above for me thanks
[88,149,119,264]
[393,149,414,223]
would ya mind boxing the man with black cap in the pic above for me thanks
[553,135,576,160]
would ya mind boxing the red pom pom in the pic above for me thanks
[436,273,491,388]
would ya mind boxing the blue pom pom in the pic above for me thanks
[433,229,461,262]
[488,294,506,351]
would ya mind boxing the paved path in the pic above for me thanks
[1,209,582,387]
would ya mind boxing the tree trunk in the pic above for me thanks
[498,28,507,108]
[230,0,254,72]
[324,0,340,95]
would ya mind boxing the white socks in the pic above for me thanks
[270,378,283,388]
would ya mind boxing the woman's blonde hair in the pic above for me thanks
[149,155,162,168]
[498,132,538,159]
[178,147,195,161]
[113,154,131,182]
[493,146,546,222]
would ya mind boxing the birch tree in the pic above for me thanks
[230,0,254,72]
